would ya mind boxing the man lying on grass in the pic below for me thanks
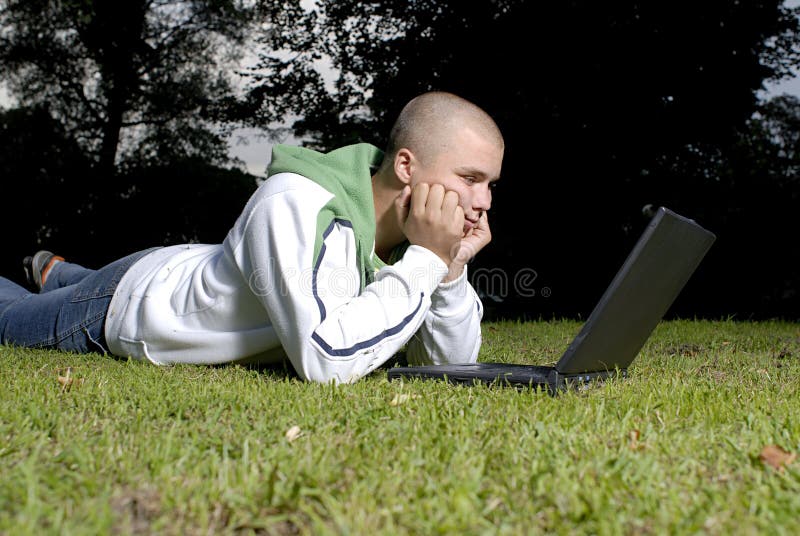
[0,91,505,383]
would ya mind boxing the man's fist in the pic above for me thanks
[401,183,464,265]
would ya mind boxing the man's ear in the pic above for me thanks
[393,148,414,185]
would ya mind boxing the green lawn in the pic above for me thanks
[1,320,798,535]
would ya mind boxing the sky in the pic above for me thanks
[763,74,800,100]
[228,126,299,178]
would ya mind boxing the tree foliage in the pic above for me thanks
[0,0,257,174]
[249,1,800,147]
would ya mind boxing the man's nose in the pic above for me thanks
[475,183,492,212]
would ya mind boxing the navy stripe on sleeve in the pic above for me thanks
[311,292,425,357]
[313,218,354,322]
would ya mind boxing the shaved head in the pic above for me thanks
[371,91,505,260]
[380,92,504,171]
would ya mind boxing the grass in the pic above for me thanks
[1,319,799,535]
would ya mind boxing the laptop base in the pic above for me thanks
[387,363,626,395]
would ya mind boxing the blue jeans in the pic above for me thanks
[0,248,158,354]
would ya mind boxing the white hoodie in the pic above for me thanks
[104,144,483,383]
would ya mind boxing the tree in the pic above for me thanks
[0,0,272,278]
[0,0,257,176]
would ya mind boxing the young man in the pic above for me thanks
[0,91,504,383]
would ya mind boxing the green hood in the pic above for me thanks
[267,143,387,287]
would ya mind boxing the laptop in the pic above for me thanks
[387,206,716,393]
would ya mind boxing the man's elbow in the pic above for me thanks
[299,360,364,384]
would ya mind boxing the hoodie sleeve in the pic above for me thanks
[230,173,449,383]
[405,264,484,366]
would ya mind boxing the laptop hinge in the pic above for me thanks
[548,369,627,394]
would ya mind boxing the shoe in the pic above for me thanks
[22,250,64,291]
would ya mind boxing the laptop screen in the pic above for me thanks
[555,207,716,374]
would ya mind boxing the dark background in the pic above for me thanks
[1,0,798,320]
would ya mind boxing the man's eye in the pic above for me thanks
[489,181,499,190]
[463,176,477,184]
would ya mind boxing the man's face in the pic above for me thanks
[409,127,503,235]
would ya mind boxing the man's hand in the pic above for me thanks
[397,183,464,265]
[443,211,492,282]
[455,211,491,263]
